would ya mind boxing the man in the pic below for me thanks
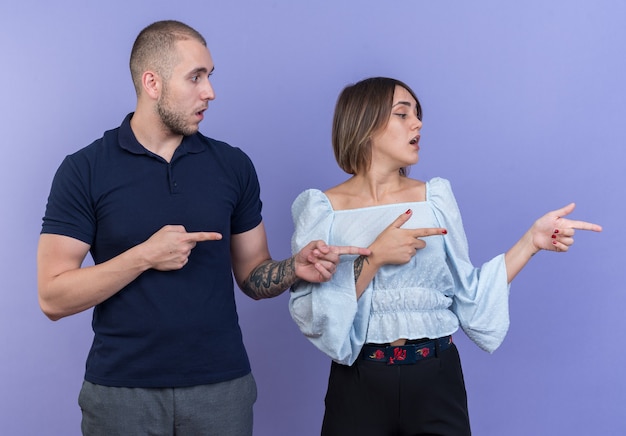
[37,20,368,435]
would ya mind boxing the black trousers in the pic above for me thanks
[321,343,471,436]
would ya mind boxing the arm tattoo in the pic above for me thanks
[241,257,297,300]
[353,255,369,284]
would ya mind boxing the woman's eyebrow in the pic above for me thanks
[392,101,412,109]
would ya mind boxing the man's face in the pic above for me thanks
[156,39,215,136]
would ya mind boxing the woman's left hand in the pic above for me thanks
[531,203,603,253]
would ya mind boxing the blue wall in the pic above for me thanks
[1,1,623,434]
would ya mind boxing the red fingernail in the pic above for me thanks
[552,240,557,245]
[442,230,447,234]
[551,234,556,239]
[405,209,412,214]
[554,229,559,234]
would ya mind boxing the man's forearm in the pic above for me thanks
[38,241,152,320]
[353,254,378,299]
[240,257,297,300]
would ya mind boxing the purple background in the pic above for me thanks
[1,1,623,435]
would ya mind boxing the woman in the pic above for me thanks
[289,77,602,436]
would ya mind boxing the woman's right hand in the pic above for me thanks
[368,209,447,267]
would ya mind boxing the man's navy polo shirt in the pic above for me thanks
[42,113,263,388]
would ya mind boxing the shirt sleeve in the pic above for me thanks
[429,177,511,353]
[41,153,96,245]
[288,189,370,365]
[230,148,263,235]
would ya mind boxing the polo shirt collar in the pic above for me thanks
[117,113,206,156]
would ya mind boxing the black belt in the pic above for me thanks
[360,336,453,365]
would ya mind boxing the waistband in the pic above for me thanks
[360,336,453,365]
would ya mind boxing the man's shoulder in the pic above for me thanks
[193,132,252,161]
[63,130,118,166]
[195,132,236,150]
[66,119,125,159]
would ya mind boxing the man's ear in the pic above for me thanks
[141,71,161,100]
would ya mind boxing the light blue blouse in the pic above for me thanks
[289,177,510,365]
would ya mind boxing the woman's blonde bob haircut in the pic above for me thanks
[332,77,422,176]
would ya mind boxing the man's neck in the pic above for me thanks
[130,110,183,163]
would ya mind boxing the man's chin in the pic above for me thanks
[185,125,200,136]
[175,124,199,137]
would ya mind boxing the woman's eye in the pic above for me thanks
[395,113,408,119]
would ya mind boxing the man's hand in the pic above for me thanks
[141,225,222,270]
[294,240,371,283]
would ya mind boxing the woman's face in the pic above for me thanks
[369,85,423,172]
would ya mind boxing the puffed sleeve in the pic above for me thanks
[289,189,370,365]
[429,178,510,353]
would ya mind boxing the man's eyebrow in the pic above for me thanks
[188,66,215,75]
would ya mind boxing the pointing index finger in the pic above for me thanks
[332,245,372,256]
[187,232,223,242]
[563,220,603,232]
[407,227,448,237]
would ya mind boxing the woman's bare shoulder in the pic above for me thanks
[324,182,355,211]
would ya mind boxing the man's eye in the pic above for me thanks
[191,75,199,82]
